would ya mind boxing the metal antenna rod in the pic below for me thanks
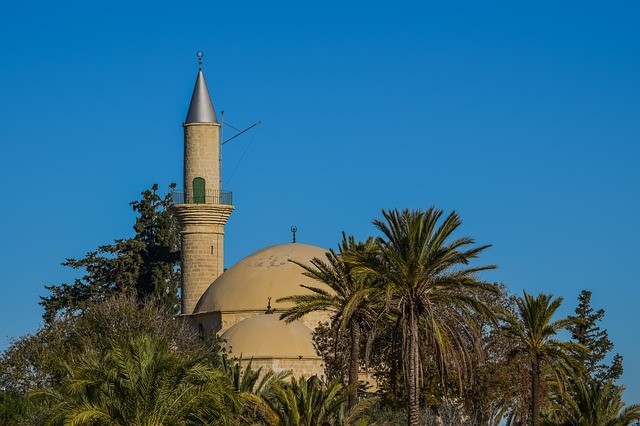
[220,110,224,191]
[222,121,261,145]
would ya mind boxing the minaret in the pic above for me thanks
[173,55,234,315]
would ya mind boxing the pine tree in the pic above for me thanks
[40,184,180,322]
[567,290,623,383]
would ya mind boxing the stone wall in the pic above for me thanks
[248,357,325,378]
[183,123,220,194]
[173,204,233,314]
[181,311,222,339]
[180,232,222,314]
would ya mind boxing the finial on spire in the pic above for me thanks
[185,54,217,124]
[197,51,204,69]
[291,226,298,243]
[265,297,274,314]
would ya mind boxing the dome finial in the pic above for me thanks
[197,51,204,69]
[265,297,274,314]
[291,225,297,243]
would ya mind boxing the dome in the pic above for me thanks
[195,243,330,313]
[221,314,320,358]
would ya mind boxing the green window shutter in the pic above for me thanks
[193,177,205,203]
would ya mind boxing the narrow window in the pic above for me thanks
[198,323,205,341]
[193,177,205,203]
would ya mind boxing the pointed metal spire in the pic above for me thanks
[185,52,218,124]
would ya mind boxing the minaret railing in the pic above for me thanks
[171,189,233,205]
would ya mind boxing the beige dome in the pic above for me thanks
[221,314,320,358]
[195,243,330,313]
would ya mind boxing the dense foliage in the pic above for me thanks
[346,208,498,426]
[501,292,582,426]
[34,334,241,425]
[543,379,640,426]
[0,292,223,395]
[2,192,639,425]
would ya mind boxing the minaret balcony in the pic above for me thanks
[171,189,233,205]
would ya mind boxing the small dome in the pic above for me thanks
[195,243,330,313]
[221,314,319,358]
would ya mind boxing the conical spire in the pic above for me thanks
[185,68,218,124]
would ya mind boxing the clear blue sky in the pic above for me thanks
[1,0,639,401]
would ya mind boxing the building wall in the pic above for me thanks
[249,357,325,378]
[181,311,222,339]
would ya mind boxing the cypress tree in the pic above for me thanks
[567,290,623,382]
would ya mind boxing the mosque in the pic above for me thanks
[172,59,331,377]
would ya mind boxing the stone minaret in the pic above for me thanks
[173,61,234,315]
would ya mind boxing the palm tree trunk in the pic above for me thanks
[407,309,420,426]
[348,320,361,410]
[531,358,541,426]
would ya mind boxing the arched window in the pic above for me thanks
[193,177,205,203]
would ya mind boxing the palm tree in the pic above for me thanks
[278,233,381,410]
[222,356,290,396]
[348,207,497,426]
[261,375,374,426]
[221,356,292,423]
[34,334,241,425]
[543,379,640,426]
[502,291,580,426]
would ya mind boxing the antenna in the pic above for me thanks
[221,118,262,186]
[222,121,261,145]
[291,226,298,243]
[220,110,224,192]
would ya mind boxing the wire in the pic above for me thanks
[222,121,260,145]
[225,124,260,185]
[224,122,242,132]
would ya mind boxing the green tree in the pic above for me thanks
[502,292,581,426]
[34,334,241,426]
[219,356,294,423]
[1,292,221,394]
[222,357,290,396]
[261,375,373,426]
[451,286,530,425]
[309,321,351,382]
[278,233,381,410]
[348,208,497,426]
[40,184,180,322]
[0,391,31,425]
[543,378,640,426]
[568,290,623,383]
